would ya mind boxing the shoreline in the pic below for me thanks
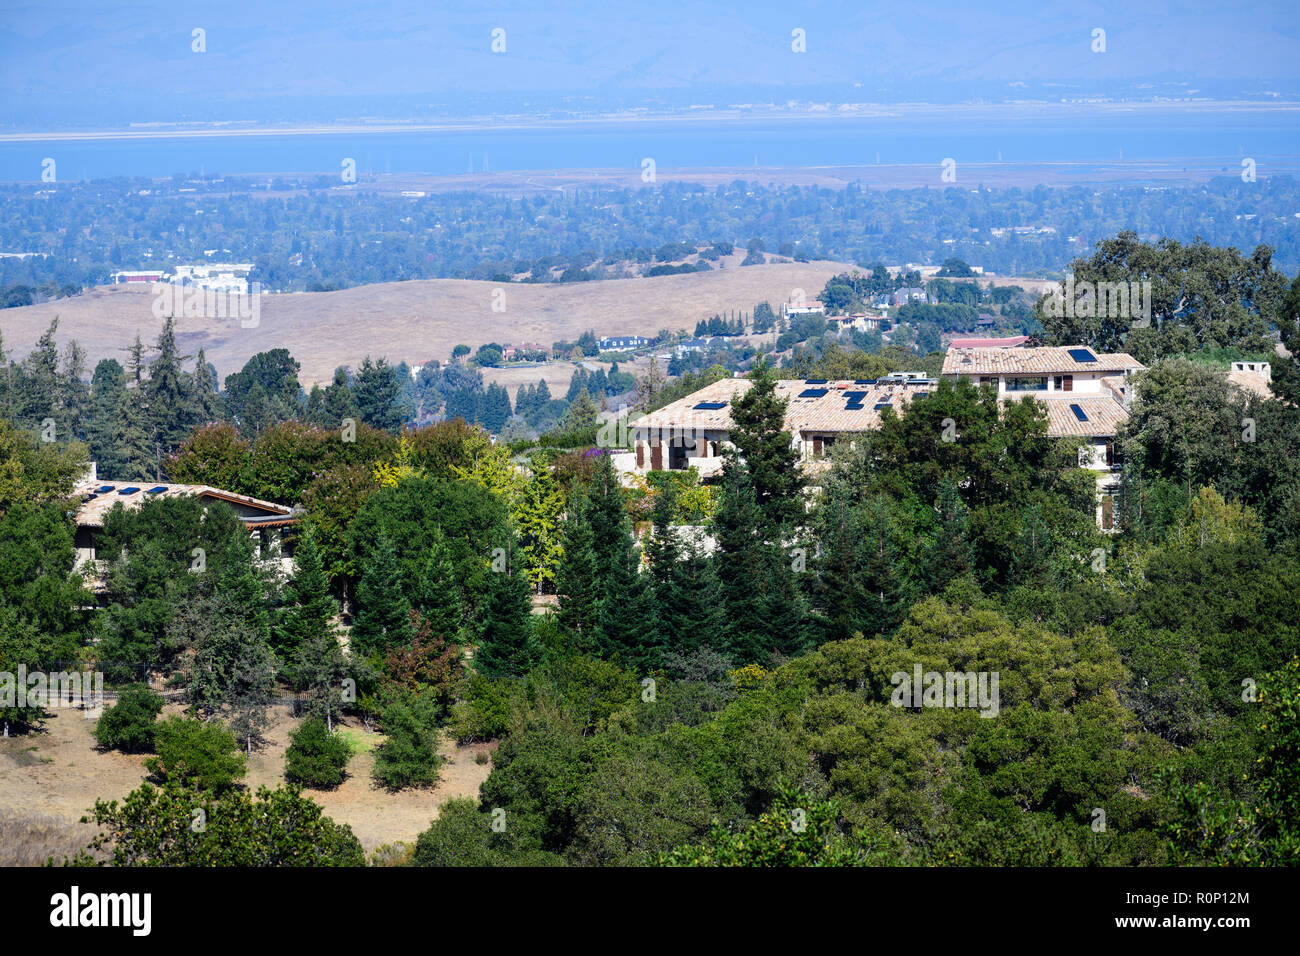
[3,100,1299,144]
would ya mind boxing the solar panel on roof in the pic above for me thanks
[799,388,828,398]
[146,485,167,494]
[1067,348,1098,363]
[843,391,868,401]
[97,485,114,493]
[1069,403,1089,422]
[693,401,728,410]
[854,379,876,385]
[804,378,828,384]
[874,402,892,410]
[845,402,866,410]
[117,486,141,495]
[914,391,929,397]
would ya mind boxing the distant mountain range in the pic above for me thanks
[3,1,1299,130]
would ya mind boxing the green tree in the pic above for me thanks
[353,355,408,432]
[73,780,365,866]
[284,717,352,789]
[727,358,801,530]
[350,533,414,657]
[144,717,247,792]
[474,538,536,678]
[372,689,444,790]
[555,502,600,649]
[273,528,336,666]
[515,462,565,593]
[94,685,164,753]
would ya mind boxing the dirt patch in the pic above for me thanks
[0,705,494,864]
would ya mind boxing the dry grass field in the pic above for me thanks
[0,704,493,865]
[0,260,854,387]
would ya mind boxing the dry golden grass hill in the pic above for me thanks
[0,261,856,387]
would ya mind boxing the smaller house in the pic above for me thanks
[1227,361,1274,400]
[73,473,298,580]
[891,287,928,306]
[827,313,882,333]
[675,336,729,357]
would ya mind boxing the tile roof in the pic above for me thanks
[1003,395,1130,438]
[632,378,933,437]
[942,346,1144,376]
[633,375,1130,442]
[74,480,294,529]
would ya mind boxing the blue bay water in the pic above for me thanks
[2,110,1298,181]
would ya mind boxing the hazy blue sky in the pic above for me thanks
[3,1,1299,126]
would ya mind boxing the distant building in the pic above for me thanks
[891,287,928,306]
[784,302,826,316]
[1227,360,1273,399]
[172,263,254,295]
[598,335,652,352]
[674,336,729,357]
[111,270,165,284]
[827,313,881,333]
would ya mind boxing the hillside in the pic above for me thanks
[0,261,853,387]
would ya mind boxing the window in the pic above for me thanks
[1054,375,1073,391]
[1005,377,1048,392]
[1100,495,1116,530]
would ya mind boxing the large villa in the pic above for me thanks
[624,344,1154,529]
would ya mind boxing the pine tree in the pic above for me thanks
[565,387,598,430]
[295,629,350,732]
[118,385,155,481]
[410,529,462,638]
[354,356,405,432]
[351,533,414,657]
[191,348,222,424]
[323,367,359,426]
[585,454,645,658]
[473,538,534,677]
[556,503,600,650]
[227,636,277,754]
[273,528,336,667]
[727,358,802,531]
[58,339,89,440]
[86,359,128,477]
[17,320,60,428]
[926,476,973,591]
[860,495,909,635]
[146,316,197,452]
[713,466,773,656]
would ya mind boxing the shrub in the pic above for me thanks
[372,690,443,791]
[94,685,164,753]
[284,717,351,789]
[144,717,246,791]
